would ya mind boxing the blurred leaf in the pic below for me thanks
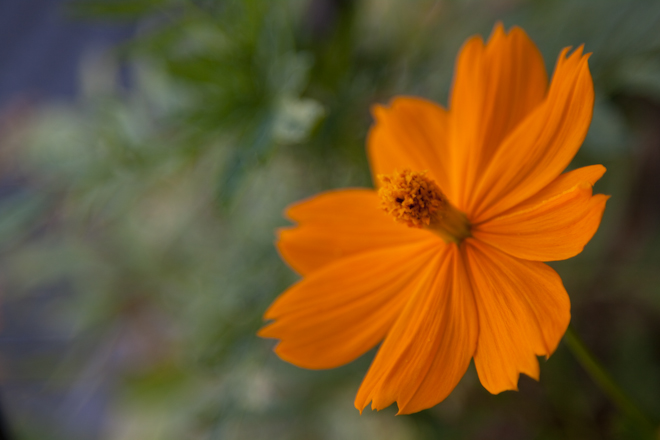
[7,1,660,439]
[0,191,49,251]
[273,96,325,144]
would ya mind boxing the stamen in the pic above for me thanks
[378,170,471,244]
[378,170,444,228]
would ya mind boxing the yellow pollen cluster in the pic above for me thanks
[378,170,446,228]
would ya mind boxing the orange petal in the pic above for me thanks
[470,45,594,221]
[472,178,609,261]
[278,189,434,275]
[259,240,444,369]
[464,239,570,394]
[511,164,606,211]
[449,24,548,209]
[367,97,454,201]
[354,245,479,414]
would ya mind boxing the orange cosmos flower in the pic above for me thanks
[259,23,609,414]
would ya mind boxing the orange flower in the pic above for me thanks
[259,24,609,414]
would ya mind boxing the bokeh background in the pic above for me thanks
[0,0,659,439]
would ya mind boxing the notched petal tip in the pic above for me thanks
[455,34,486,62]
[570,44,593,61]
[257,321,278,338]
[283,205,307,224]
[587,164,607,183]
[507,24,527,36]
[370,97,421,122]
[572,44,584,58]
[556,43,591,70]
[353,247,478,415]
[467,241,569,395]
[472,177,607,261]
[370,103,388,121]
[481,361,543,395]
[489,21,506,39]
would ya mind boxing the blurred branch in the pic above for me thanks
[564,325,658,438]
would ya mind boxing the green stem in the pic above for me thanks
[563,325,657,436]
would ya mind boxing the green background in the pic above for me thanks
[2,0,660,439]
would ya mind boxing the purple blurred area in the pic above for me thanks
[0,0,134,107]
[0,1,135,439]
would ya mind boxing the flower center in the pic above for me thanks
[378,169,471,244]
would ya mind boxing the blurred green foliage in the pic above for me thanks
[3,0,660,439]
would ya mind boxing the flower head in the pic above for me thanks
[378,170,445,229]
[259,23,609,414]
